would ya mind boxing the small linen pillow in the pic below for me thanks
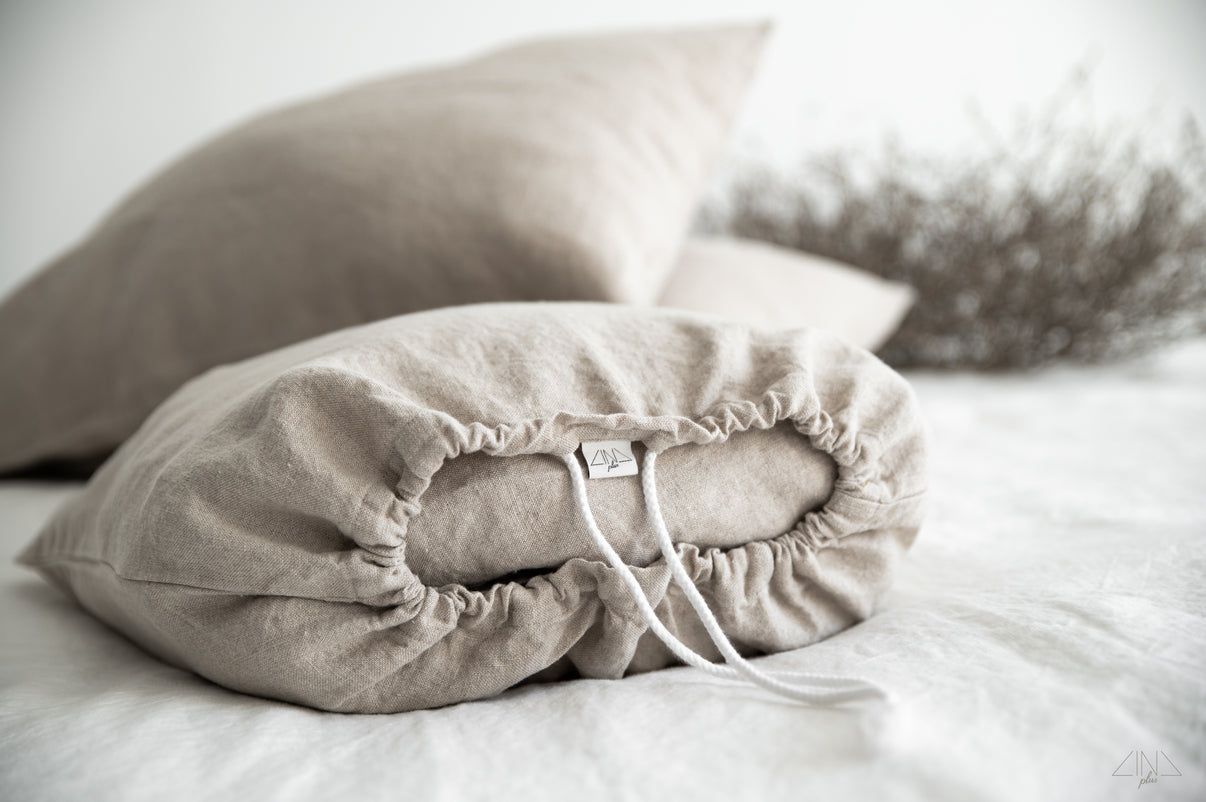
[19,303,929,713]
[0,23,768,474]
[661,237,916,350]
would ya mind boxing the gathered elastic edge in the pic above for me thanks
[23,375,919,613]
[378,374,911,615]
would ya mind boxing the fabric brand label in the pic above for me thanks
[581,440,638,479]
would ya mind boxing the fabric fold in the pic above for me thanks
[18,302,928,712]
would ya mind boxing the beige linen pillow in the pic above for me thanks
[660,237,916,350]
[19,302,928,713]
[0,23,768,474]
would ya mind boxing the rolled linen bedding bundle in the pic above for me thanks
[18,303,928,713]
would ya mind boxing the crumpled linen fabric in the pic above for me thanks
[17,302,928,712]
[1,340,1203,800]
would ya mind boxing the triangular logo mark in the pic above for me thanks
[588,447,632,471]
[1113,750,1183,779]
[580,440,638,479]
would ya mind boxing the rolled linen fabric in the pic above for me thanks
[19,302,929,713]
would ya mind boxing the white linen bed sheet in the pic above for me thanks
[2,340,1204,802]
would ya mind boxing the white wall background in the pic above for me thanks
[1,0,1203,297]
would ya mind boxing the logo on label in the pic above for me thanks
[1113,750,1181,789]
[581,440,639,479]
[590,447,633,472]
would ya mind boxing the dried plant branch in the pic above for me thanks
[704,86,1206,369]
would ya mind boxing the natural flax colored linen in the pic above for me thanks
[660,237,917,352]
[18,303,929,713]
[0,23,768,474]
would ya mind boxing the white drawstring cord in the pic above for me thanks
[561,450,889,707]
[640,450,889,705]
[562,452,736,679]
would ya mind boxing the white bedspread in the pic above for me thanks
[2,341,1204,801]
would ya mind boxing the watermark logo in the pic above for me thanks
[1113,750,1181,789]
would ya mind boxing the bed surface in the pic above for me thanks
[2,340,1204,801]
